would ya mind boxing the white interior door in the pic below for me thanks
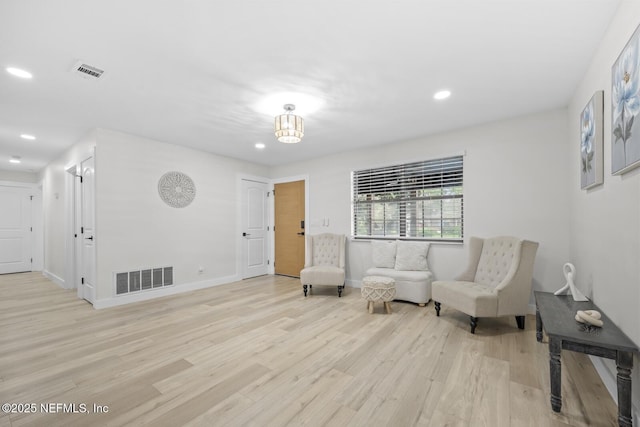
[80,157,96,303]
[0,186,32,274]
[241,179,268,279]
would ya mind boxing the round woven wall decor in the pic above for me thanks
[158,171,196,208]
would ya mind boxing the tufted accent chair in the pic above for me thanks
[300,233,346,297]
[431,236,538,333]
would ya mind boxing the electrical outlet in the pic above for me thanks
[198,266,204,274]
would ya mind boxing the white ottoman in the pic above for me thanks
[361,276,396,314]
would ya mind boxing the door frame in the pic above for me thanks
[270,175,309,276]
[63,154,97,304]
[65,164,80,291]
[79,156,96,303]
[236,174,309,277]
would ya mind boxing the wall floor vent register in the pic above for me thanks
[115,267,173,295]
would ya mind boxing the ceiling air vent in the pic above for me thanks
[71,61,105,80]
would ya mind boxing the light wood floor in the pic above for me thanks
[0,272,618,427]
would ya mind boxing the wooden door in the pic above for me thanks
[274,180,305,277]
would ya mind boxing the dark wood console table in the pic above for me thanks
[535,291,638,426]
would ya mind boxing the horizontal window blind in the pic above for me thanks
[352,155,463,241]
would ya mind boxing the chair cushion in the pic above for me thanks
[371,240,397,268]
[432,280,498,317]
[300,265,345,286]
[394,241,430,271]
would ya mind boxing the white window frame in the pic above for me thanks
[351,155,463,242]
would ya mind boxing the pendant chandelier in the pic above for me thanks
[274,104,304,143]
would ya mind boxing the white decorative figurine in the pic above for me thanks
[554,262,589,301]
[575,309,603,327]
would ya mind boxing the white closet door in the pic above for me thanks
[0,186,32,274]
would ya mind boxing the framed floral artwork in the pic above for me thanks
[612,24,640,175]
[580,91,603,189]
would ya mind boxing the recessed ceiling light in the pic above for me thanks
[255,143,266,149]
[434,90,451,100]
[20,134,36,140]
[6,67,33,79]
[10,156,21,164]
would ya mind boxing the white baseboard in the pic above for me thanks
[93,274,241,309]
[43,270,66,289]
[589,356,640,425]
[590,356,617,403]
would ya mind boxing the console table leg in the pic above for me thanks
[616,351,633,427]
[549,337,562,412]
[536,304,543,342]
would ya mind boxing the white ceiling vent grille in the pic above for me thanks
[71,61,105,80]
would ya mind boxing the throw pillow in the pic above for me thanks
[394,241,430,271]
[371,240,397,268]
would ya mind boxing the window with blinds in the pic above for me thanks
[352,155,463,241]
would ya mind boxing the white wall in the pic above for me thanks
[270,108,572,296]
[568,0,640,419]
[0,170,37,183]
[93,129,269,305]
[39,130,96,286]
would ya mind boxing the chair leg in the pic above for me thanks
[338,285,344,297]
[515,315,525,330]
[368,301,374,314]
[434,301,441,317]
[303,284,308,297]
[470,316,478,334]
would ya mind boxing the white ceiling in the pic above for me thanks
[0,0,621,172]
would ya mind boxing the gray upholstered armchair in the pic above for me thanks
[431,236,538,333]
[300,233,346,297]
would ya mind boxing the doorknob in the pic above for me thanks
[242,232,251,237]
[85,236,94,240]
[297,232,305,236]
